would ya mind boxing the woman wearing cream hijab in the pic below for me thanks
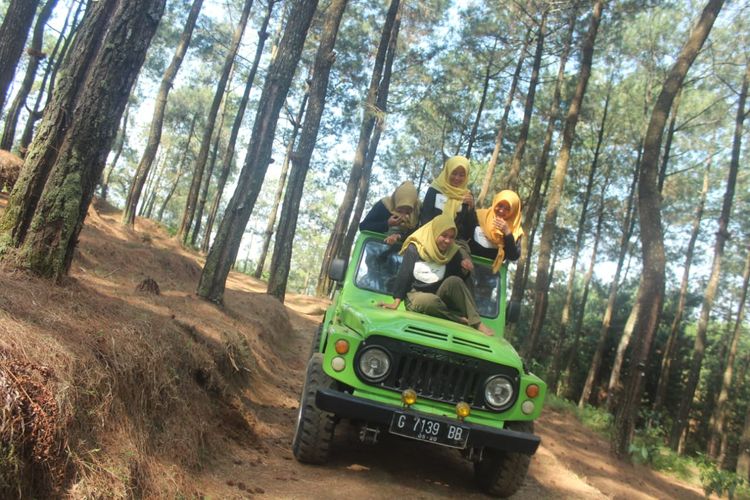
[419,155,474,227]
[379,213,494,336]
[468,190,524,273]
[359,181,420,244]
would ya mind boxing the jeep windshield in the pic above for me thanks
[352,237,500,318]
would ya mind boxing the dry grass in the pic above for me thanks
[0,196,315,497]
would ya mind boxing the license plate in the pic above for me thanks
[389,411,469,449]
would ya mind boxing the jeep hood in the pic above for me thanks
[339,301,525,370]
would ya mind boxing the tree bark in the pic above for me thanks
[157,113,197,222]
[504,11,545,192]
[653,159,712,412]
[509,1,577,313]
[558,177,608,397]
[100,102,129,200]
[709,245,750,461]
[122,0,204,226]
[201,0,277,254]
[254,86,309,278]
[0,0,41,113]
[657,88,682,192]
[177,0,254,243]
[613,0,725,458]
[578,154,639,408]
[1,0,59,151]
[315,0,401,297]
[477,25,532,207]
[522,0,604,359]
[197,0,318,304]
[17,0,83,155]
[669,53,745,451]
[464,38,499,160]
[267,0,348,302]
[547,86,609,393]
[0,0,165,280]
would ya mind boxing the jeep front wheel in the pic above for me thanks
[292,353,336,464]
[474,421,533,497]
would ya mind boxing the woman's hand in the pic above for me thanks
[384,233,401,245]
[379,298,402,310]
[388,213,404,227]
[462,192,475,209]
[461,258,474,272]
[494,217,511,236]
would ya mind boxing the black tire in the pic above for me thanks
[309,323,324,357]
[474,421,534,498]
[292,353,336,464]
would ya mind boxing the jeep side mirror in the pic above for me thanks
[506,301,520,324]
[328,258,347,282]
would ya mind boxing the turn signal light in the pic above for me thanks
[401,388,417,406]
[456,402,471,419]
[334,339,349,354]
[525,384,539,398]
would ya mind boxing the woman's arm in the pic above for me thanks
[380,245,419,308]
[359,201,391,233]
[504,234,521,261]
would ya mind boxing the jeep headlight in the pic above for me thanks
[484,375,514,409]
[357,346,391,382]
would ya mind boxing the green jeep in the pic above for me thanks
[292,231,547,497]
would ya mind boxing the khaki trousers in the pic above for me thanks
[406,275,481,327]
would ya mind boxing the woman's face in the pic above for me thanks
[448,166,467,187]
[494,201,512,220]
[436,228,456,252]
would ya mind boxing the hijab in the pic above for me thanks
[400,213,459,265]
[476,190,524,272]
[430,155,470,216]
[381,181,419,229]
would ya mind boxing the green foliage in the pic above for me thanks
[697,454,746,500]
[628,424,664,466]
[545,395,613,438]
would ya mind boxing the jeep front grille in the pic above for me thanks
[354,335,519,411]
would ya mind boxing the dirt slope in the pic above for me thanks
[0,196,708,498]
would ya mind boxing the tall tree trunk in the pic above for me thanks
[192,93,230,246]
[177,0,253,243]
[709,245,750,461]
[139,151,162,216]
[315,0,401,297]
[0,0,41,112]
[558,179,608,396]
[201,0,277,254]
[1,0,59,151]
[613,0,725,458]
[657,88,682,192]
[196,0,318,304]
[18,0,83,154]
[477,26,532,207]
[141,153,167,219]
[122,0,203,226]
[606,282,642,411]
[547,88,609,393]
[509,2,577,312]
[157,113,197,222]
[578,158,639,408]
[0,0,165,279]
[464,38,499,160]
[653,159,712,412]
[254,86,309,278]
[100,102,129,200]
[522,0,604,359]
[504,11,545,192]
[340,6,400,265]
[670,54,745,451]
[737,353,750,478]
[267,0,348,302]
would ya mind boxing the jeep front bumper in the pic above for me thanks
[315,388,540,455]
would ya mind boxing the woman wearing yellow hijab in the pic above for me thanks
[379,213,494,336]
[419,155,474,226]
[359,181,420,244]
[468,190,524,273]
